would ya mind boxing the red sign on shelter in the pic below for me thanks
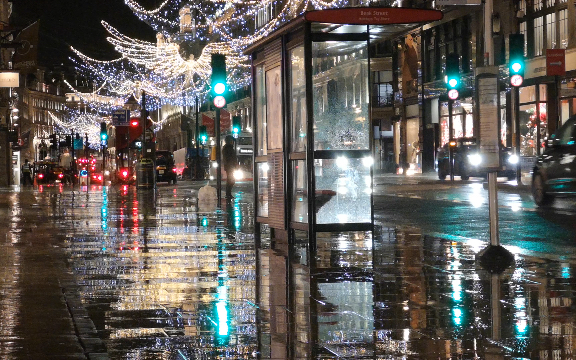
[202,114,215,136]
[304,7,443,25]
[546,49,565,76]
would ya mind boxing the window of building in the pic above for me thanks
[372,70,393,107]
[519,22,527,56]
[559,9,568,48]
[534,16,544,56]
[546,13,556,49]
[534,0,543,11]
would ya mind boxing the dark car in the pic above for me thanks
[532,116,576,206]
[156,150,177,184]
[437,138,518,180]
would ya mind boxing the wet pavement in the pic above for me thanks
[0,179,575,359]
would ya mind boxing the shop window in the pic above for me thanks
[373,70,393,107]
[257,162,269,217]
[292,160,307,223]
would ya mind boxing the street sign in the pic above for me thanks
[546,49,565,76]
[112,110,130,126]
[476,70,501,170]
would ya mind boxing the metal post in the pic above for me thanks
[141,91,146,158]
[513,87,522,184]
[488,171,499,246]
[216,107,222,204]
[195,96,200,180]
[448,99,454,181]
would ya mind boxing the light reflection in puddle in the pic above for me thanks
[39,185,576,359]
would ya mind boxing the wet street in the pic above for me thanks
[1,176,576,359]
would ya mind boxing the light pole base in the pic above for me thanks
[476,245,514,274]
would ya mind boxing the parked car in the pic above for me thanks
[437,138,517,180]
[156,150,177,184]
[532,116,576,206]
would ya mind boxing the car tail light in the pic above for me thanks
[38,174,44,179]
[58,173,64,179]
[98,175,103,181]
[172,168,176,173]
[122,170,128,178]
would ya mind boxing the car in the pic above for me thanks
[532,116,576,206]
[90,172,104,185]
[437,138,518,180]
[155,150,177,184]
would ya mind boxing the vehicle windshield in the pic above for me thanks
[156,153,172,166]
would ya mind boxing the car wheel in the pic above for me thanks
[532,173,553,206]
[173,177,177,185]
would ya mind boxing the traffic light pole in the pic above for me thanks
[513,86,522,184]
[195,96,201,180]
[216,107,222,204]
[448,99,454,181]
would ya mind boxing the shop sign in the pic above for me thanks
[305,7,443,25]
[0,72,19,88]
[546,49,565,76]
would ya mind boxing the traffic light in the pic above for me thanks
[8,130,18,144]
[130,118,139,127]
[232,116,240,138]
[65,135,72,148]
[49,134,57,150]
[446,53,460,100]
[100,122,108,141]
[199,125,208,145]
[211,53,227,108]
[509,34,525,87]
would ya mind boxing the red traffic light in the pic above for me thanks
[130,119,139,127]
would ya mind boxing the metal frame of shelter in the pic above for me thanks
[245,7,442,356]
[245,6,443,250]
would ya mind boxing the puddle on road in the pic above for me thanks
[21,185,576,359]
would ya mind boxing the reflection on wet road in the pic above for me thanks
[1,182,575,359]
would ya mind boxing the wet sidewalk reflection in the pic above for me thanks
[2,184,576,359]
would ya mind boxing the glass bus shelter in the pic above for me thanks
[245,7,443,248]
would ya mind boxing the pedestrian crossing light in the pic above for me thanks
[232,116,241,138]
[199,125,208,145]
[445,53,460,100]
[509,34,525,87]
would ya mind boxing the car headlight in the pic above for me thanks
[508,154,519,164]
[467,153,482,166]
[233,169,244,180]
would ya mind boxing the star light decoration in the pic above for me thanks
[70,0,357,113]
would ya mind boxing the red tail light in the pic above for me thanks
[122,170,128,178]
[58,173,64,179]
[172,168,177,173]
[98,175,103,181]
[38,174,44,179]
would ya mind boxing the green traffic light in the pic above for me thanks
[101,134,108,141]
[511,61,522,73]
[448,78,458,88]
[213,82,226,95]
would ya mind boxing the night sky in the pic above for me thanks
[11,0,158,65]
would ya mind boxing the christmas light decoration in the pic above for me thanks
[70,0,374,110]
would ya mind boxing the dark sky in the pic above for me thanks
[11,0,158,64]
